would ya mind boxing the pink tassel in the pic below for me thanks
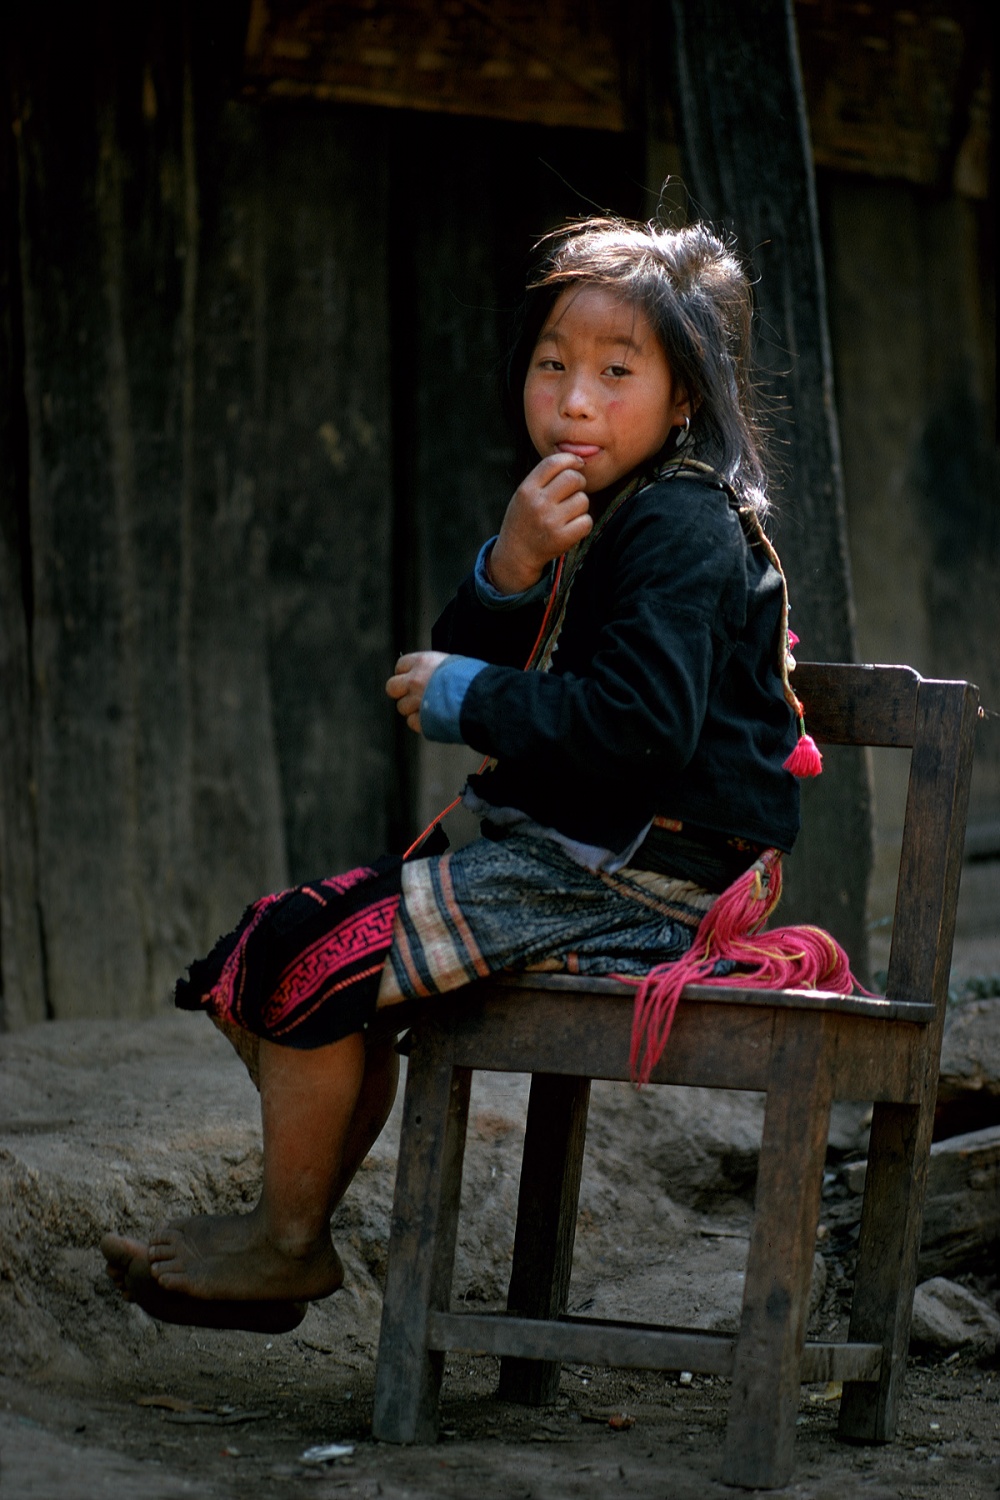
[784,729,823,778]
[627,851,870,1085]
[787,630,800,650]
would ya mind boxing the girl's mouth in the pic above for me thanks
[557,443,602,459]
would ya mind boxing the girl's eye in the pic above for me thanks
[537,358,564,371]
[606,364,631,378]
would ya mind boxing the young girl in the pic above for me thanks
[102,217,802,1331]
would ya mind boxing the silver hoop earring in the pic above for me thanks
[674,414,691,448]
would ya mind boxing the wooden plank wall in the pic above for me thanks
[0,1,647,1024]
[3,2,398,1021]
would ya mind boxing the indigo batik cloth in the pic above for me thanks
[377,832,712,1010]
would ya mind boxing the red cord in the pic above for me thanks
[525,553,565,668]
[402,793,466,861]
[402,554,566,861]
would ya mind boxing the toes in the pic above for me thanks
[149,1248,191,1289]
[149,1255,180,1283]
[101,1232,146,1268]
[101,1233,149,1304]
[148,1234,179,1264]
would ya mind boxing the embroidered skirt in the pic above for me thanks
[175,832,714,1054]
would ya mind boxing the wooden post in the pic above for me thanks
[665,0,873,969]
[498,1072,591,1405]
[839,679,979,1440]
[373,1025,471,1444]
[722,1012,834,1488]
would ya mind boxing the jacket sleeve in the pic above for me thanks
[431,553,550,669]
[456,488,748,779]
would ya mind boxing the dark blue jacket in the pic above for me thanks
[432,473,801,858]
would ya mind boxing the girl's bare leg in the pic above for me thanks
[101,1032,398,1313]
[330,1035,400,1204]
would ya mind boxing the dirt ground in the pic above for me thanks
[2,933,999,1499]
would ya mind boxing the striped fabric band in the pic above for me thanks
[377,831,713,1010]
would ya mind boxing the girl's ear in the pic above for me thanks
[671,387,693,427]
[665,385,696,454]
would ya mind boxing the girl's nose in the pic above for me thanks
[560,377,593,419]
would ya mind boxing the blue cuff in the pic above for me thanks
[421,655,489,744]
[473,540,553,611]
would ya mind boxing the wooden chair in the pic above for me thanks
[371,663,979,1489]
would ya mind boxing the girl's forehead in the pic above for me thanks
[537,284,652,346]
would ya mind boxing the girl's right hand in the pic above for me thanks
[487,454,593,595]
[386,650,449,734]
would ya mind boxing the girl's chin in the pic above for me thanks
[587,460,655,504]
[586,463,632,491]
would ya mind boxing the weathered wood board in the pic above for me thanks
[0,99,46,1028]
[4,5,395,1017]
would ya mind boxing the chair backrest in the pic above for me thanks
[793,663,979,1029]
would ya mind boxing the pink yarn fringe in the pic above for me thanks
[628,850,870,1086]
[784,731,823,778]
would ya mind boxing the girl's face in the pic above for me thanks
[523,285,688,494]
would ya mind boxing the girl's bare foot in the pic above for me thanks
[146,1206,345,1304]
[97,1028,385,1329]
[100,1233,307,1333]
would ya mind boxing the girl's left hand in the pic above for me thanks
[386,651,449,733]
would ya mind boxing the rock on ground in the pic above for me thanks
[910,1277,1000,1354]
[937,996,1000,1138]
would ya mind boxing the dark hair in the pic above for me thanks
[505,217,769,517]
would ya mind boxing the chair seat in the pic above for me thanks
[491,968,936,1022]
[442,972,934,1100]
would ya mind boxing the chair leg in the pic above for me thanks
[498,1072,591,1405]
[372,1024,471,1444]
[721,1014,833,1490]
[838,1100,926,1442]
